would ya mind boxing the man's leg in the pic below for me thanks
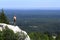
[14,19,16,26]
[14,22,16,26]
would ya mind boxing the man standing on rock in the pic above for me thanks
[13,15,16,25]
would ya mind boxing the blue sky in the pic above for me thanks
[0,0,60,9]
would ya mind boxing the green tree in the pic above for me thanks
[0,9,9,24]
[16,32,27,40]
[3,26,15,40]
[29,32,41,40]
[29,32,50,40]
[56,34,60,40]
[41,34,49,40]
[0,31,3,40]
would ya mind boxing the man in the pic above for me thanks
[13,15,16,25]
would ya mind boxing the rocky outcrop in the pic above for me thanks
[0,23,30,40]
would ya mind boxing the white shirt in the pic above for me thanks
[14,16,16,20]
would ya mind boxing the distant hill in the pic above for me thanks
[4,9,60,15]
[3,9,60,19]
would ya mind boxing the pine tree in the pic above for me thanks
[0,9,9,24]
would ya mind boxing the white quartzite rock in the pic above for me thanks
[0,23,30,40]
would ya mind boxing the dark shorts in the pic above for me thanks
[14,19,16,22]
